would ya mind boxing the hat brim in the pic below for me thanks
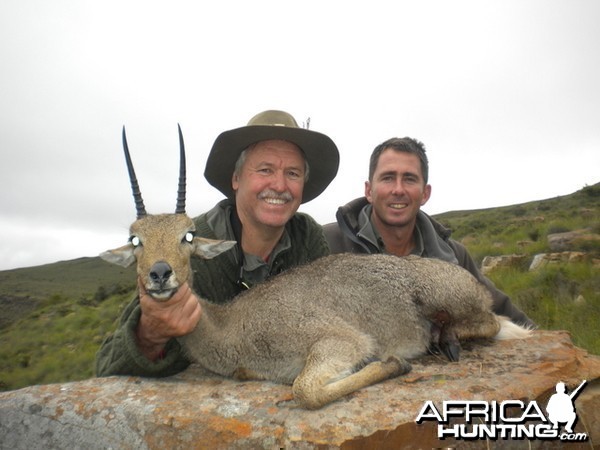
[204,125,339,203]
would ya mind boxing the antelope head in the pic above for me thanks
[100,125,235,300]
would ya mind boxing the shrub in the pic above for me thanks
[527,229,540,242]
[546,225,571,234]
[510,206,527,217]
[581,184,600,197]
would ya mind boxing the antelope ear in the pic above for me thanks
[192,237,236,259]
[100,244,136,267]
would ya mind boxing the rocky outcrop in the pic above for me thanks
[526,227,600,271]
[481,254,529,275]
[482,252,593,273]
[1,331,599,449]
[529,251,588,271]
[547,228,600,252]
[481,226,600,274]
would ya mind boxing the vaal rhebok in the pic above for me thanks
[101,126,531,409]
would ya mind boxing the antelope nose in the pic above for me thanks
[149,261,173,284]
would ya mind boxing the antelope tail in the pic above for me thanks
[495,316,534,340]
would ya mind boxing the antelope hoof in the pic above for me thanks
[440,342,461,362]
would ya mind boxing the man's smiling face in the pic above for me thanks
[232,139,305,231]
[365,148,431,230]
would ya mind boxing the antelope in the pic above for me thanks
[101,126,531,409]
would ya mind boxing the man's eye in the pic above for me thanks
[130,236,141,247]
[183,232,194,243]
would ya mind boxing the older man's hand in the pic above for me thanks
[135,279,202,361]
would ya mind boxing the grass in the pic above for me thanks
[0,182,598,391]
[486,263,600,354]
[0,258,135,391]
[0,291,130,390]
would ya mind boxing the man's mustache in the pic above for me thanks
[258,189,293,202]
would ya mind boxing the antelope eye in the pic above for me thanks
[130,236,141,247]
[184,232,194,243]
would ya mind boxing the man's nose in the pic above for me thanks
[270,170,287,191]
[391,179,406,195]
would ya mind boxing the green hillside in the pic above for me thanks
[0,259,136,390]
[0,256,136,300]
[434,183,600,356]
[0,257,136,328]
[434,182,600,263]
[0,183,598,392]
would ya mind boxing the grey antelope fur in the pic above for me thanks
[101,126,532,409]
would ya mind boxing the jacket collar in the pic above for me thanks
[336,197,457,263]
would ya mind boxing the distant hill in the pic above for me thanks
[0,257,136,300]
[435,181,599,229]
[0,257,135,329]
[432,182,600,263]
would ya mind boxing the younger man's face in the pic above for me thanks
[365,148,431,229]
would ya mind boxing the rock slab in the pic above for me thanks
[1,330,600,449]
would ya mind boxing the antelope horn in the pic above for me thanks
[122,126,147,219]
[175,124,186,214]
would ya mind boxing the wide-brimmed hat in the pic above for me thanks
[204,110,339,203]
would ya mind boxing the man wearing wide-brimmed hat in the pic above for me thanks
[202,110,339,276]
[97,110,339,377]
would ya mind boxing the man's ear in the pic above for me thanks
[421,184,432,206]
[193,237,236,259]
[364,180,373,203]
[232,172,239,192]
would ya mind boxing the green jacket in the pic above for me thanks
[95,200,329,377]
[322,197,536,328]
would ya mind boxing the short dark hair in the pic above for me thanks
[368,137,429,184]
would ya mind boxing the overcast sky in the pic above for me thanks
[1,0,599,271]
